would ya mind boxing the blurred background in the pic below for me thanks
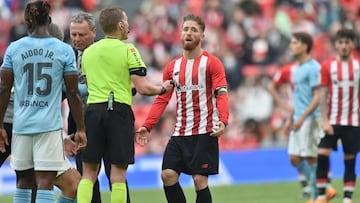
[1,0,360,197]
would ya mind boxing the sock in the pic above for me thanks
[77,179,94,203]
[164,182,186,203]
[296,160,310,181]
[316,154,329,198]
[14,188,31,203]
[56,194,76,203]
[36,190,55,203]
[111,182,127,203]
[308,163,318,200]
[196,187,212,203]
[344,159,356,200]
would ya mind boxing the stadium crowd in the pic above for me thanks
[0,0,360,156]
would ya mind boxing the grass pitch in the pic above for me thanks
[0,179,357,202]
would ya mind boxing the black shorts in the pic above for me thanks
[318,125,360,154]
[162,133,219,176]
[82,102,135,165]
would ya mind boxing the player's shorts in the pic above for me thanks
[56,156,74,177]
[83,102,135,165]
[288,117,321,157]
[10,129,67,171]
[162,133,219,176]
[318,125,360,154]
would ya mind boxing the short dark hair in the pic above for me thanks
[99,7,125,34]
[292,32,313,53]
[334,28,356,41]
[183,14,205,33]
[24,0,51,34]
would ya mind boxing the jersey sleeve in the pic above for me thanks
[1,43,15,72]
[272,64,291,86]
[210,55,229,125]
[309,61,321,89]
[127,44,146,75]
[142,63,174,131]
[319,60,331,87]
[63,44,77,75]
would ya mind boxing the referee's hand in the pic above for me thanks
[136,126,150,146]
[0,128,8,153]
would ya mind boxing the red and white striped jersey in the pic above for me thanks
[143,51,229,136]
[319,56,360,126]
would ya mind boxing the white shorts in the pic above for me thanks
[10,129,69,171]
[288,117,322,157]
[57,156,74,177]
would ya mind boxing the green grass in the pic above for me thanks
[0,180,358,202]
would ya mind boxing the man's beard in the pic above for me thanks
[182,38,200,50]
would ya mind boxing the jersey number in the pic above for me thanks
[23,63,52,96]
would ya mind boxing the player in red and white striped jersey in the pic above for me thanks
[136,14,229,203]
[315,29,360,203]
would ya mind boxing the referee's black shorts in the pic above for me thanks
[318,125,360,154]
[82,102,135,165]
[162,133,219,176]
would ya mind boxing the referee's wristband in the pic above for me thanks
[159,86,166,95]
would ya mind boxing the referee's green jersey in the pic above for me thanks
[82,38,146,106]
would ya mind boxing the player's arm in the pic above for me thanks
[0,70,12,152]
[267,82,293,114]
[293,87,320,130]
[136,65,174,145]
[209,57,229,137]
[64,74,87,151]
[319,86,333,135]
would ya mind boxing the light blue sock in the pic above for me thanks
[14,188,31,203]
[308,163,318,200]
[56,194,76,203]
[296,161,310,181]
[36,189,56,203]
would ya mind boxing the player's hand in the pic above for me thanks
[210,121,226,137]
[0,128,8,153]
[64,135,77,156]
[136,126,150,146]
[322,121,334,136]
[293,117,304,131]
[74,130,87,152]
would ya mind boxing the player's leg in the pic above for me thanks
[33,130,68,203]
[315,125,339,202]
[341,126,360,203]
[298,171,310,198]
[55,158,81,203]
[189,133,219,203]
[11,133,36,202]
[162,137,186,203]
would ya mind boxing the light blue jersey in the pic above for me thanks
[292,59,321,121]
[1,36,77,134]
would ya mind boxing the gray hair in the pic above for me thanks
[70,12,96,29]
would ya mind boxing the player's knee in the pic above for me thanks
[192,174,208,189]
[161,169,178,185]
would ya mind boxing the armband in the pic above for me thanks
[215,86,227,96]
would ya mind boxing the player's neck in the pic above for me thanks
[183,47,203,59]
[337,54,352,62]
[32,26,50,37]
[296,53,311,64]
